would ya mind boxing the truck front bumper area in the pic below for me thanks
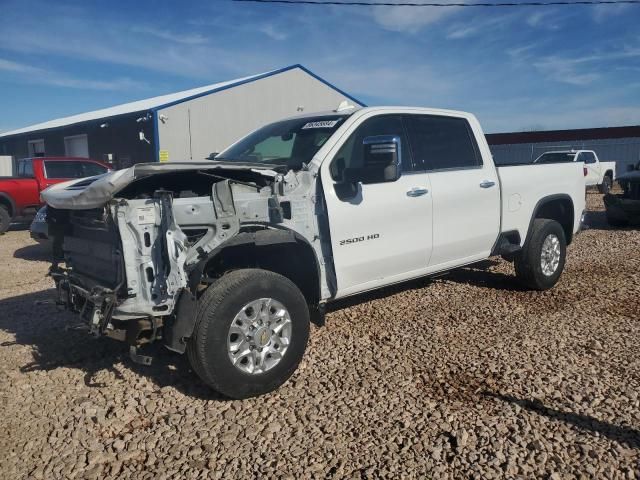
[52,268,165,352]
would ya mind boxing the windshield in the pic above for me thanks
[217,115,348,169]
[534,152,575,164]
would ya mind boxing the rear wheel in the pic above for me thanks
[187,269,310,399]
[515,219,566,290]
[0,206,11,235]
[598,175,613,194]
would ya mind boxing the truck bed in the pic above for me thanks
[497,162,586,246]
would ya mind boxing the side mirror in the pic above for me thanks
[344,135,402,184]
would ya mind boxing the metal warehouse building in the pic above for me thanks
[0,65,362,169]
[487,125,640,173]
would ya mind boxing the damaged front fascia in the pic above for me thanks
[72,165,335,323]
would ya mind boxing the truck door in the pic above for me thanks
[17,159,41,209]
[404,114,500,270]
[579,151,600,186]
[320,114,433,297]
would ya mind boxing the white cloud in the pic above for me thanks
[592,4,632,23]
[0,58,41,74]
[446,13,515,40]
[506,43,540,60]
[131,26,209,45]
[258,24,288,41]
[486,105,640,132]
[0,58,146,91]
[525,10,563,30]
[371,4,460,33]
[532,56,601,86]
[509,42,640,86]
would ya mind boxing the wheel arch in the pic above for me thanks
[525,194,575,246]
[190,228,322,305]
[165,227,322,354]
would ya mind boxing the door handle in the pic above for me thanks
[407,187,429,197]
[480,180,496,188]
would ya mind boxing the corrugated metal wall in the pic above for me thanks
[490,137,640,173]
[157,68,356,162]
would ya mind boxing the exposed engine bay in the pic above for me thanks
[43,163,331,357]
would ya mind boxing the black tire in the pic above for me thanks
[0,205,11,235]
[514,219,567,291]
[187,269,310,399]
[598,175,612,194]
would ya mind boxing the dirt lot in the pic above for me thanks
[1,192,639,479]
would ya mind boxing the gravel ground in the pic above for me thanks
[1,192,639,479]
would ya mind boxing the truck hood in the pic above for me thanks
[41,161,281,210]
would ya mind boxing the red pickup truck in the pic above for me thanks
[0,157,110,234]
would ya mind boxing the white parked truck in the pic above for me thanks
[42,107,586,399]
[534,149,616,193]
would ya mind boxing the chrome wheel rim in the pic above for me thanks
[227,298,292,375]
[540,234,561,276]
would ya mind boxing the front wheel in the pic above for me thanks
[187,269,310,399]
[515,219,567,290]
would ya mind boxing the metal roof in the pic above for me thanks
[486,125,640,146]
[0,64,362,138]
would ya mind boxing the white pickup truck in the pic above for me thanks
[534,149,616,193]
[42,107,586,399]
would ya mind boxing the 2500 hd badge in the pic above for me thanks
[339,233,380,246]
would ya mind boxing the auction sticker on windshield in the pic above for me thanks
[302,120,340,129]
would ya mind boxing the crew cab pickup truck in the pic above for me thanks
[0,157,109,234]
[534,149,616,193]
[42,107,586,399]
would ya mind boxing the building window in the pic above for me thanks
[64,134,89,158]
[27,139,45,157]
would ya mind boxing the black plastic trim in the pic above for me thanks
[525,194,575,246]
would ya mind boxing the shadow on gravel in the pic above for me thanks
[442,260,525,292]
[327,260,524,313]
[13,242,52,262]
[484,391,640,449]
[0,288,227,401]
[327,276,433,313]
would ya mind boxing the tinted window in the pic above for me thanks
[535,152,574,164]
[44,161,107,179]
[331,115,412,180]
[582,152,597,164]
[406,115,481,171]
[18,160,34,177]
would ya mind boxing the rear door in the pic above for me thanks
[321,114,433,297]
[404,114,500,270]
[15,159,40,211]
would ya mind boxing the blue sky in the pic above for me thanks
[0,0,639,134]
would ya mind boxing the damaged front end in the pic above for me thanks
[43,162,325,363]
